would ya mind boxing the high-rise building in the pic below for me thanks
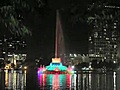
[88,3,120,62]
[0,36,27,66]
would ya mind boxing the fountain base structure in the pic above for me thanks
[38,58,73,74]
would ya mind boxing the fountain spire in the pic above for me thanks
[55,10,65,64]
[55,10,59,58]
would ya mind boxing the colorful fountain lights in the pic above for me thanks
[38,58,74,74]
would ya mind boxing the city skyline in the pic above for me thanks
[0,0,90,64]
[88,3,120,63]
[0,0,120,65]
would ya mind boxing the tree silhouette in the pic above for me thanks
[0,0,45,36]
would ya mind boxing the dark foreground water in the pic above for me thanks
[0,68,118,90]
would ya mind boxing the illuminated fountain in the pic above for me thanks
[38,58,73,74]
[45,58,72,74]
[38,11,74,74]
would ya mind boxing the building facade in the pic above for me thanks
[0,36,27,67]
[65,53,89,66]
[88,2,120,62]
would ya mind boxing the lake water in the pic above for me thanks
[0,69,118,90]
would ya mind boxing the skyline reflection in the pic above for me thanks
[37,71,117,90]
[4,70,26,90]
[0,70,118,90]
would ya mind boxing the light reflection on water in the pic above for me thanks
[0,70,26,90]
[38,74,71,90]
[37,71,117,90]
[0,70,118,90]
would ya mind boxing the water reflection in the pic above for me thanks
[0,70,26,90]
[38,71,117,90]
[0,70,118,90]
[38,74,71,90]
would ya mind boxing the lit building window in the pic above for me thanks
[99,48,102,50]
[104,29,106,31]
[104,33,106,35]
[3,52,6,54]
[89,37,91,41]
[106,38,109,40]
[89,54,94,56]
[17,41,20,43]
[9,44,12,47]
[104,57,106,59]
[74,54,77,57]
[114,23,117,25]
[94,32,98,38]
[114,45,117,48]
[112,38,116,40]
[114,26,116,28]
[69,54,73,57]
[106,24,108,27]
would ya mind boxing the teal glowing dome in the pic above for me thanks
[46,62,67,71]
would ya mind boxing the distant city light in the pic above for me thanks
[74,54,77,57]
[3,52,6,54]
[9,44,12,47]
[113,61,116,63]
[24,66,27,70]
[71,66,74,69]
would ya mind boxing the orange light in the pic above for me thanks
[52,58,61,63]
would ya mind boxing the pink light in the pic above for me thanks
[52,74,60,89]
[38,74,46,87]
[38,68,41,71]
[42,74,46,86]
[67,66,72,71]
[38,67,44,74]
[38,65,46,74]
[66,74,71,90]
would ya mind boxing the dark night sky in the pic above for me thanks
[1,0,120,65]
[0,0,91,64]
[23,0,120,65]
[25,0,90,64]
